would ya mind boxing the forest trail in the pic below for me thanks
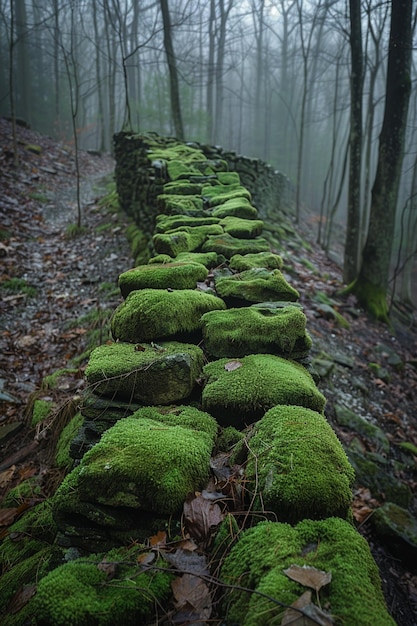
[0,118,417,625]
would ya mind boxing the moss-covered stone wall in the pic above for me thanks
[0,134,395,626]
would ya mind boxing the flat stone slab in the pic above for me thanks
[85,341,204,404]
[214,267,299,304]
[118,262,208,297]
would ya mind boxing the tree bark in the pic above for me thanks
[352,0,412,320]
[160,0,184,141]
[343,0,364,283]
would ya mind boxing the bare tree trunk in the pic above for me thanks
[160,0,184,141]
[352,0,412,321]
[344,0,364,282]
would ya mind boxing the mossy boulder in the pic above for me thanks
[59,411,216,514]
[55,412,84,470]
[201,304,312,359]
[229,251,284,271]
[245,405,354,522]
[202,183,251,207]
[214,268,299,303]
[111,288,225,342]
[162,180,203,196]
[149,250,222,268]
[85,341,204,404]
[31,546,173,626]
[118,262,208,297]
[220,518,395,626]
[371,502,417,566]
[153,224,223,256]
[202,354,326,427]
[156,194,204,215]
[220,216,264,239]
[202,233,270,258]
[155,214,220,233]
[212,197,258,219]
[334,404,390,454]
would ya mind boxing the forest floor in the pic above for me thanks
[0,117,416,625]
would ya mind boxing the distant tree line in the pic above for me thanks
[0,0,415,319]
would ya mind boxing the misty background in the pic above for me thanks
[1,0,416,311]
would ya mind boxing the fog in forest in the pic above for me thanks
[1,0,416,316]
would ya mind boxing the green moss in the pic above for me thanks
[155,214,220,233]
[216,426,244,452]
[0,501,57,570]
[214,268,299,303]
[153,224,223,257]
[130,405,218,439]
[398,441,417,456]
[202,183,251,206]
[31,546,173,626]
[157,194,204,215]
[220,217,264,239]
[1,277,37,298]
[201,305,311,359]
[85,341,204,404]
[349,278,390,323]
[42,368,79,389]
[220,518,395,626]
[217,171,241,185]
[229,252,283,271]
[202,233,270,258]
[245,405,354,522]
[31,398,54,427]
[202,354,326,427]
[1,478,42,507]
[72,415,216,513]
[118,262,208,297]
[212,197,258,219]
[55,412,84,470]
[163,180,203,196]
[65,224,88,239]
[0,547,61,619]
[110,288,225,342]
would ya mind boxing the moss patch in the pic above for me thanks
[214,268,299,303]
[118,262,208,297]
[55,412,84,470]
[212,197,258,219]
[220,518,395,626]
[202,354,326,427]
[201,305,311,359]
[245,405,354,522]
[31,546,173,626]
[202,233,270,258]
[229,252,283,271]
[85,341,204,405]
[220,217,264,239]
[110,288,225,342]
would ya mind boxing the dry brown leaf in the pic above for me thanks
[183,493,224,546]
[224,360,242,371]
[0,465,16,488]
[97,559,117,579]
[163,548,209,576]
[0,502,31,527]
[6,584,37,615]
[281,589,335,625]
[137,552,156,567]
[172,573,212,623]
[149,529,167,547]
[283,564,332,593]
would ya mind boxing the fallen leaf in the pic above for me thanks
[0,502,31,527]
[137,552,156,567]
[282,590,335,625]
[172,573,212,620]
[6,584,37,615]
[283,565,332,593]
[224,360,242,371]
[149,530,167,548]
[183,493,224,547]
[163,548,209,576]
[97,559,117,579]
[0,465,16,488]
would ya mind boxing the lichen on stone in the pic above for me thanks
[202,354,326,427]
[201,304,311,358]
[220,517,395,626]
[110,288,225,342]
[244,405,354,521]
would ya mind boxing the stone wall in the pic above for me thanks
[1,134,395,625]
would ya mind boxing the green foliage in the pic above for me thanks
[41,368,79,390]
[65,223,88,239]
[1,277,37,297]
